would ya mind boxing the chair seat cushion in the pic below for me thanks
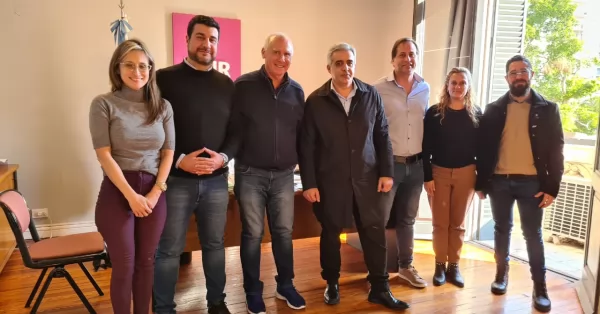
[29,232,105,261]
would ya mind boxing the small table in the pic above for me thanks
[0,164,19,275]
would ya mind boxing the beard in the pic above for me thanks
[509,80,530,97]
[188,48,214,66]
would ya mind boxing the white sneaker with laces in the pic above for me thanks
[398,265,428,288]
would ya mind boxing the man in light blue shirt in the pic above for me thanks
[374,37,430,289]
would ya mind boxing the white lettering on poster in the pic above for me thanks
[212,61,231,77]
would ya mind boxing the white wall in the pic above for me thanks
[0,0,413,228]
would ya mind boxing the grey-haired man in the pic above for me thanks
[299,42,409,311]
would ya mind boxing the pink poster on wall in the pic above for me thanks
[171,13,241,81]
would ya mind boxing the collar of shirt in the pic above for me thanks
[330,80,357,100]
[330,80,357,115]
[184,57,214,71]
[183,57,197,69]
[508,92,531,104]
[386,71,424,88]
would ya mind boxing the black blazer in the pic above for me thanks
[299,78,393,229]
[476,89,564,197]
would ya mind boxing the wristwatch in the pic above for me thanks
[155,181,167,192]
[219,153,229,167]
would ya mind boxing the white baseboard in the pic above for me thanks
[24,221,97,240]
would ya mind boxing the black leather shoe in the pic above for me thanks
[433,262,446,286]
[491,264,509,295]
[207,300,231,314]
[368,289,409,311]
[324,283,340,305]
[533,281,551,312]
[446,263,464,288]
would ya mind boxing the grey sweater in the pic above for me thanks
[89,87,175,176]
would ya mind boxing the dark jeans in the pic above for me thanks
[234,163,296,295]
[380,160,424,268]
[95,171,167,314]
[317,199,389,291]
[489,175,546,282]
[153,174,229,313]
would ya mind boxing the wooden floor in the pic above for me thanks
[0,238,584,314]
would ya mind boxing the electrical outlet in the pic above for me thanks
[32,208,49,219]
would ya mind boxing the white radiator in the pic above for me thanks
[543,176,592,243]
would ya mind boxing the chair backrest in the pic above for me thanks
[0,189,40,267]
[0,190,30,232]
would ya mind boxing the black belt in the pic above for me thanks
[493,174,537,179]
[394,154,422,164]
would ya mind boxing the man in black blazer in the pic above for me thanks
[476,54,564,313]
[299,42,408,311]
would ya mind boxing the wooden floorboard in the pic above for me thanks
[0,238,584,313]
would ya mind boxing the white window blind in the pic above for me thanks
[487,0,527,103]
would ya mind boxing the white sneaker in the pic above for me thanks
[398,265,428,288]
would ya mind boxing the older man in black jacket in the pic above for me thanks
[476,54,564,313]
[222,33,306,314]
[299,42,408,311]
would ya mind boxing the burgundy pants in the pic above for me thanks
[95,171,166,314]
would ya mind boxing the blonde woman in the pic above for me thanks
[89,38,174,313]
[421,67,481,288]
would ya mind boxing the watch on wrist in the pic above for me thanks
[219,153,229,167]
[155,181,167,192]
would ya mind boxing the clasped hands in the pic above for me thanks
[179,147,225,176]
[302,177,394,203]
[125,147,224,218]
[127,187,162,218]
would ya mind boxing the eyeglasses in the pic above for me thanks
[120,62,152,72]
[508,69,530,77]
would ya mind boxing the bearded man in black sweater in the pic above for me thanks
[152,15,234,314]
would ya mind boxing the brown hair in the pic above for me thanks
[108,38,165,124]
[187,15,220,39]
[437,67,479,126]
[391,37,420,59]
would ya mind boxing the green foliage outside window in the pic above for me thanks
[525,0,600,136]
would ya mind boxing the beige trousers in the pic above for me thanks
[430,164,476,263]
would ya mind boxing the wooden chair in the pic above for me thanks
[0,189,107,313]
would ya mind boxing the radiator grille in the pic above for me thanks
[543,178,592,242]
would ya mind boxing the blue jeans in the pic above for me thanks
[153,174,229,313]
[489,175,546,282]
[380,160,424,268]
[234,164,296,295]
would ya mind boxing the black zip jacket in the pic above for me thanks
[221,65,305,170]
[475,89,564,197]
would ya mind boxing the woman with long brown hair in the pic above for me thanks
[89,38,174,313]
[422,67,481,288]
